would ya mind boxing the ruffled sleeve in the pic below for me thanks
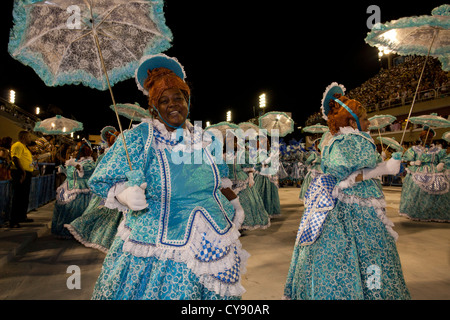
[323,131,378,182]
[88,125,148,199]
[401,147,416,162]
[79,159,96,178]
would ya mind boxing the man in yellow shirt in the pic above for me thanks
[9,131,34,228]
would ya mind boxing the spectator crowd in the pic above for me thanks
[0,131,101,228]
[347,56,449,112]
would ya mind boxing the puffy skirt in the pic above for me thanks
[254,174,280,217]
[399,172,450,222]
[51,192,91,238]
[91,237,241,300]
[239,185,270,230]
[65,194,123,252]
[284,201,411,300]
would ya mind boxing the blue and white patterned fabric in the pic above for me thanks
[52,157,95,238]
[400,145,450,222]
[89,119,248,300]
[196,232,230,262]
[284,127,410,300]
[213,249,241,284]
[227,154,271,230]
[296,174,337,245]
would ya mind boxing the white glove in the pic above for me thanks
[362,157,401,180]
[384,157,402,175]
[116,183,148,211]
[337,171,359,189]
[436,162,445,172]
[230,197,244,214]
[229,196,245,227]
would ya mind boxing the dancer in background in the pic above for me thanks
[254,138,281,218]
[227,133,271,230]
[66,127,124,252]
[51,139,95,238]
[284,83,410,300]
[299,139,322,201]
[399,128,450,222]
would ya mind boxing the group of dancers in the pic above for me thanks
[49,55,449,300]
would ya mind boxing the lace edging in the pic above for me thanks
[64,224,109,254]
[241,219,271,231]
[399,212,450,223]
[117,212,249,297]
[333,189,398,240]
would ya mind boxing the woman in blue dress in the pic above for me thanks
[51,139,95,239]
[284,83,410,300]
[399,129,450,222]
[254,144,281,218]
[89,55,248,300]
[226,136,271,230]
[65,127,124,252]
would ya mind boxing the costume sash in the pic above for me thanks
[296,173,337,245]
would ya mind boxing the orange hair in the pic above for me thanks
[76,141,92,158]
[326,94,366,135]
[108,131,120,147]
[143,67,190,110]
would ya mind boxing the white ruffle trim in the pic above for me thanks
[231,179,249,195]
[116,208,249,297]
[220,178,233,189]
[55,182,91,205]
[333,189,398,241]
[321,82,346,121]
[399,212,450,223]
[229,197,245,230]
[241,219,271,231]
[104,182,130,213]
[64,224,109,254]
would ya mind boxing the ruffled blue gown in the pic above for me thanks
[65,153,124,252]
[284,128,410,300]
[51,158,95,238]
[253,152,281,217]
[89,119,248,300]
[399,145,450,222]
[227,160,270,230]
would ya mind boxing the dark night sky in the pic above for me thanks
[0,1,446,139]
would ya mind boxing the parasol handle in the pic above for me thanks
[399,29,439,146]
[422,127,431,148]
[128,111,136,130]
[93,32,133,171]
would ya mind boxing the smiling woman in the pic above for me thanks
[153,87,190,130]
[88,54,249,300]
[143,65,191,130]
